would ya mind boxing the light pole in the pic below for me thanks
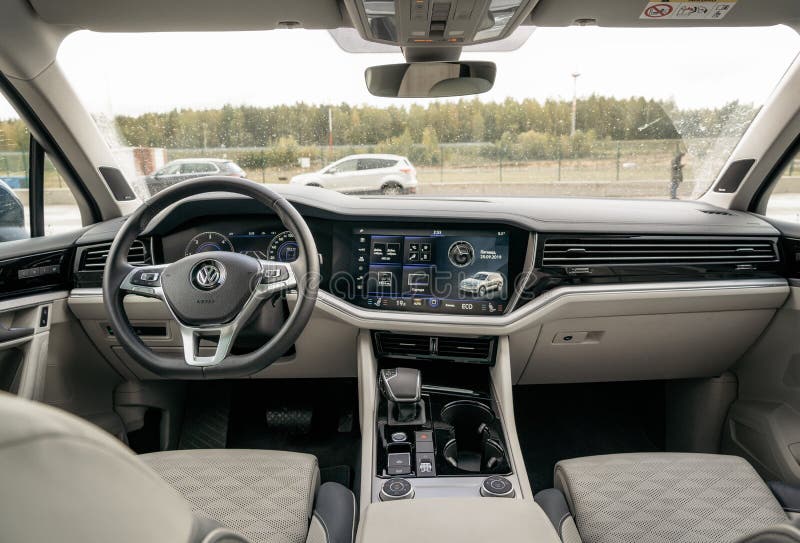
[570,72,580,137]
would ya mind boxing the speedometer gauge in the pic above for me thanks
[185,232,234,256]
[267,230,299,262]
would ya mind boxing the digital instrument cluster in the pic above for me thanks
[184,229,298,262]
[350,227,511,315]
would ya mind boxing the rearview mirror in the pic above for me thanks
[365,61,496,98]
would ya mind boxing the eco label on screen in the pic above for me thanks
[640,0,736,20]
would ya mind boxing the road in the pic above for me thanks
[28,194,800,237]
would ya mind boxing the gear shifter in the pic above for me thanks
[379,368,423,424]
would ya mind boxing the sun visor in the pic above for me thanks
[28,0,345,31]
[527,0,800,28]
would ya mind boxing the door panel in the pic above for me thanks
[720,215,800,484]
[0,235,73,400]
[0,235,126,437]
[0,298,54,399]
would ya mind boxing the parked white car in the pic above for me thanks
[290,154,417,195]
[459,271,505,298]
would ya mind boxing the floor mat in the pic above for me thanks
[178,382,232,450]
[226,379,361,491]
[513,381,665,492]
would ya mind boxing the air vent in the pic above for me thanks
[373,332,496,364]
[375,333,431,356]
[436,336,494,360]
[79,240,150,271]
[542,236,778,268]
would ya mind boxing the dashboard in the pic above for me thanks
[56,189,790,385]
[138,190,784,322]
[156,213,526,316]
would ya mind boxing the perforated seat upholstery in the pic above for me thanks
[0,392,356,543]
[140,449,320,543]
[538,453,791,543]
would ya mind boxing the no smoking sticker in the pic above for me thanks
[640,0,736,20]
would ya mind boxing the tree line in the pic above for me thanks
[107,96,755,150]
[1,96,756,161]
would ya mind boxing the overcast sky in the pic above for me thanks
[1,25,799,120]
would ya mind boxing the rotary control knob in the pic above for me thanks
[379,478,414,501]
[448,240,475,268]
[480,476,515,498]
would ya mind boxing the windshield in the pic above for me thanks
[57,26,800,200]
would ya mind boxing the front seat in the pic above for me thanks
[535,453,794,543]
[0,392,356,543]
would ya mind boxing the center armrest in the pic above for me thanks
[356,497,561,543]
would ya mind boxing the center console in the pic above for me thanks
[364,333,525,503]
[355,330,560,542]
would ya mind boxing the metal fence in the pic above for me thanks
[163,138,715,190]
[1,151,68,189]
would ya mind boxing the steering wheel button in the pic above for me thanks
[261,266,289,284]
[132,286,155,295]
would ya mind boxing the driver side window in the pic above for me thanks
[0,92,82,243]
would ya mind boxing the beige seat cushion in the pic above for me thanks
[555,452,788,543]
[141,449,319,543]
[0,392,196,543]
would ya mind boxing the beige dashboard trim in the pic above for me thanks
[70,278,789,335]
[314,279,789,336]
[0,290,69,313]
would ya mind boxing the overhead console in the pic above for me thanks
[342,0,539,47]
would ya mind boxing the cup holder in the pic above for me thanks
[440,400,507,474]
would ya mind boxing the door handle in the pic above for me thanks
[0,325,34,343]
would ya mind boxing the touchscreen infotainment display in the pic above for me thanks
[350,227,511,315]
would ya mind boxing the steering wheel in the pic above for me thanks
[102,177,319,378]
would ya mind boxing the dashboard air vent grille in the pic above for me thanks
[542,236,778,268]
[373,332,496,364]
[79,240,150,270]
[436,336,494,360]
[376,333,431,356]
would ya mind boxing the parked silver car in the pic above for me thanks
[145,158,246,195]
[290,154,417,195]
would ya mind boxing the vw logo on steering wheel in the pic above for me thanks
[191,260,226,291]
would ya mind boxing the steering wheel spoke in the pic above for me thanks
[256,260,298,297]
[177,321,238,367]
[119,264,168,300]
